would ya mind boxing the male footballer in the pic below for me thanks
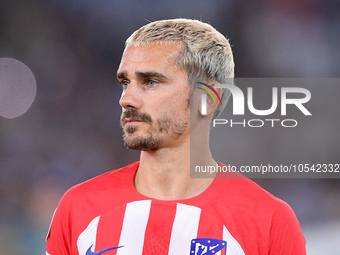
[46,18,306,255]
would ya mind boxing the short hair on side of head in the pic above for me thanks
[125,18,235,119]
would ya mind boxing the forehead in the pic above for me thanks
[117,42,183,75]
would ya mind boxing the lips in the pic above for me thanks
[124,118,144,125]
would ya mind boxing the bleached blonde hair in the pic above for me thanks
[125,18,235,119]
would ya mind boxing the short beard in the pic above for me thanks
[123,125,164,151]
[121,108,188,151]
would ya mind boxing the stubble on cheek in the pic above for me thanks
[157,115,188,140]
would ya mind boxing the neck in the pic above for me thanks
[134,129,216,200]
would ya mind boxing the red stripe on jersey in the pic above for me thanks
[142,202,177,255]
[95,205,127,255]
[196,210,224,240]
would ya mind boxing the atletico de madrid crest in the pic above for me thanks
[190,238,227,255]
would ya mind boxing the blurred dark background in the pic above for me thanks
[0,0,339,254]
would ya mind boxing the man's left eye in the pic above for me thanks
[147,80,158,87]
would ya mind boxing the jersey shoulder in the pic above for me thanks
[219,175,295,214]
[214,163,294,214]
[57,162,139,210]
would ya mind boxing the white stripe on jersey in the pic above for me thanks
[77,216,100,255]
[223,225,245,255]
[76,201,245,255]
[117,200,152,255]
[168,203,201,255]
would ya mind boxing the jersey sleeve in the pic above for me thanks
[269,201,306,255]
[46,191,74,255]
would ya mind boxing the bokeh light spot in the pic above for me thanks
[0,58,37,119]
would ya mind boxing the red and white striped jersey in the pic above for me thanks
[46,162,306,255]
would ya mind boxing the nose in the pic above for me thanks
[119,82,142,109]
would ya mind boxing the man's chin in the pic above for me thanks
[124,142,159,151]
[123,135,163,151]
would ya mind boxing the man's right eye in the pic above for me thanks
[121,80,130,89]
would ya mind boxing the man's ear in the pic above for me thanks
[198,83,222,116]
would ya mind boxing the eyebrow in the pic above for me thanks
[117,71,127,79]
[135,71,167,79]
[117,71,168,80]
